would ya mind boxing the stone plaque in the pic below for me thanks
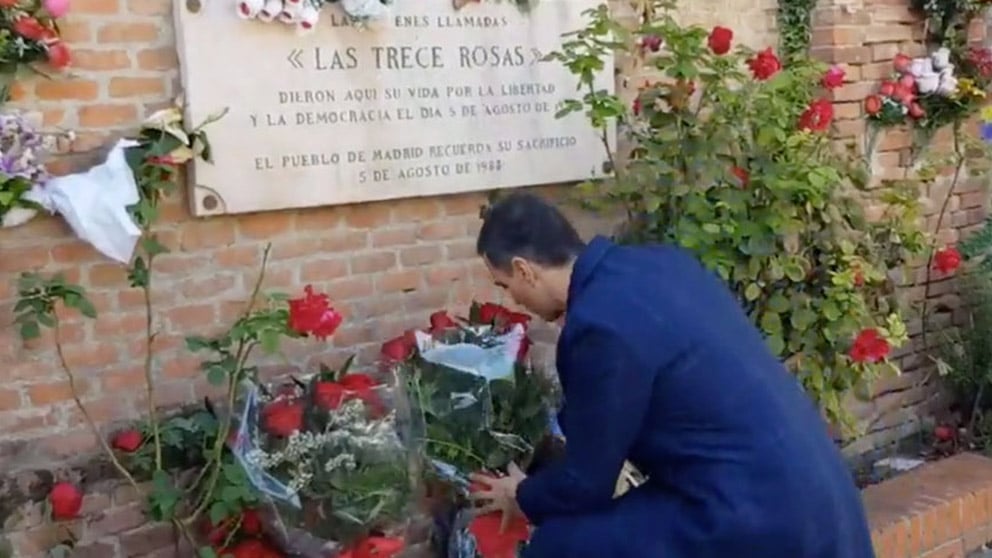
[174,0,614,216]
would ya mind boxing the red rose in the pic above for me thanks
[13,16,47,40]
[381,330,416,362]
[225,539,282,558]
[821,65,845,89]
[468,512,530,558]
[747,48,781,81]
[632,96,642,116]
[313,381,346,410]
[898,73,916,90]
[933,246,962,274]
[878,81,896,97]
[909,102,925,119]
[341,373,384,416]
[864,95,882,116]
[478,302,509,324]
[934,425,955,442]
[261,399,304,437]
[339,536,405,558]
[849,328,890,364]
[49,482,83,520]
[240,508,262,535]
[111,429,143,452]
[640,34,662,53]
[893,82,914,106]
[707,26,733,55]
[46,41,70,69]
[287,285,343,340]
[731,165,749,186]
[798,98,834,133]
[429,310,457,332]
[893,53,912,73]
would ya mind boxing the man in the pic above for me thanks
[469,192,875,558]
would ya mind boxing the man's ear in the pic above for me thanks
[511,256,537,285]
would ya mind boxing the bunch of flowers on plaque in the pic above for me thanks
[235,0,393,32]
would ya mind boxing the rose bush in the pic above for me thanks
[549,1,926,430]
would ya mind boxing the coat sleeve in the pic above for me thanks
[515,325,654,524]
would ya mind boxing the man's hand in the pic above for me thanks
[468,462,528,532]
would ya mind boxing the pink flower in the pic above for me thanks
[821,65,845,89]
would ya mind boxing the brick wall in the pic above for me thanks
[811,0,990,456]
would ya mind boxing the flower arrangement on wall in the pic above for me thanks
[0,112,59,228]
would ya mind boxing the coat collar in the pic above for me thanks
[568,235,613,303]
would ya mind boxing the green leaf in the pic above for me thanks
[18,320,40,340]
[790,308,817,332]
[208,501,229,525]
[206,366,227,386]
[760,311,782,334]
[744,283,762,301]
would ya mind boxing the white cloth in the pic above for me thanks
[24,138,142,263]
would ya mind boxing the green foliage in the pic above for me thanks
[911,0,986,46]
[777,0,816,61]
[548,1,926,430]
[14,272,97,339]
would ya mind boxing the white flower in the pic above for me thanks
[917,73,940,94]
[910,57,933,78]
[932,47,952,70]
[937,74,958,96]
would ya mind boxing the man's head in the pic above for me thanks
[476,192,586,322]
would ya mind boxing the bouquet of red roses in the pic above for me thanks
[382,302,558,558]
[229,362,414,558]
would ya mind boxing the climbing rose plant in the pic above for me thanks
[548,1,927,431]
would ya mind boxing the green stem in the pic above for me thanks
[422,438,487,469]
[143,250,162,471]
[920,122,965,352]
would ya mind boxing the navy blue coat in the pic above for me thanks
[516,237,875,558]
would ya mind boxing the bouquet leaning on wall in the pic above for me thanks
[382,302,561,558]
[229,359,418,558]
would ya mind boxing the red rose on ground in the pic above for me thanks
[381,330,416,362]
[707,26,733,55]
[46,41,70,69]
[468,512,531,558]
[287,285,343,340]
[893,53,912,73]
[849,328,890,363]
[111,429,143,452]
[429,310,457,332]
[864,95,883,116]
[821,65,845,89]
[878,81,896,97]
[640,34,662,53]
[934,425,955,442]
[798,98,834,133]
[933,246,962,274]
[261,399,304,437]
[747,48,781,80]
[13,16,47,40]
[909,102,925,119]
[49,482,83,520]
[731,166,749,186]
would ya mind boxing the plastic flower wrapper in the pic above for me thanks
[229,362,415,558]
[386,302,557,557]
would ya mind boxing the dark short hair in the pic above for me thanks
[476,192,586,272]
